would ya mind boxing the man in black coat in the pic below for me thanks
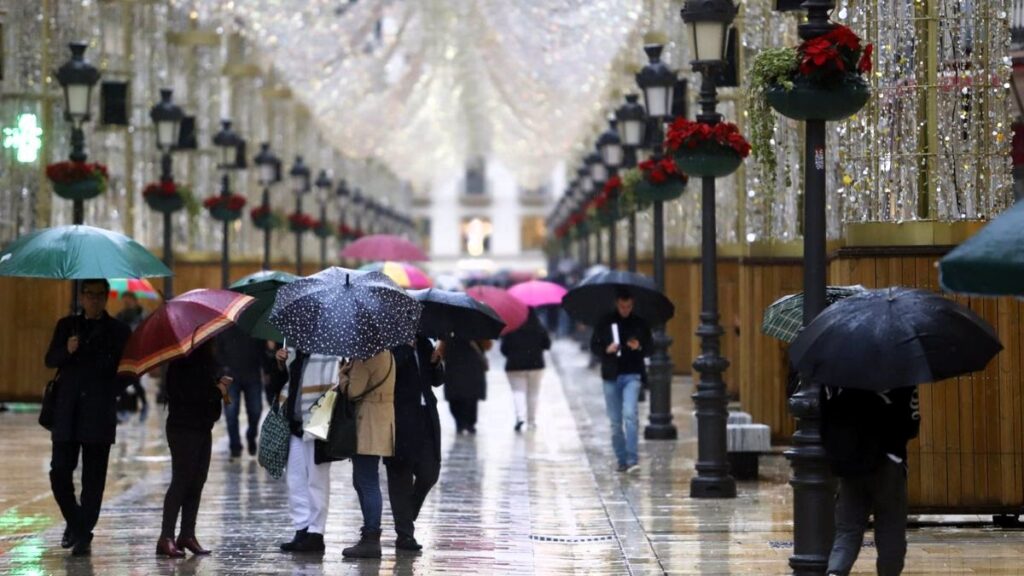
[384,334,444,552]
[44,279,132,556]
[589,289,653,474]
[216,325,267,458]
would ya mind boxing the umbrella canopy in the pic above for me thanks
[269,267,421,359]
[410,288,506,340]
[789,287,1003,391]
[507,280,568,308]
[562,270,675,326]
[229,270,299,342]
[761,285,866,343]
[340,234,428,262]
[118,289,255,377]
[0,225,172,279]
[109,278,161,300]
[359,261,433,289]
[465,285,528,335]
[939,202,1024,296]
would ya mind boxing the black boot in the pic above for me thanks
[395,535,423,552]
[290,531,325,553]
[279,528,308,552]
[61,526,77,549]
[342,528,382,558]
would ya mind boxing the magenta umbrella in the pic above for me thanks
[466,286,528,335]
[340,234,428,262]
[507,280,568,308]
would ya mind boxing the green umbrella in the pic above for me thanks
[229,270,299,342]
[0,225,171,279]
[940,202,1024,296]
[761,285,865,343]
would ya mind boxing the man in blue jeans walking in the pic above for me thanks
[215,326,266,458]
[590,290,653,473]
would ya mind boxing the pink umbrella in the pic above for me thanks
[507,280,568,308]
[340,234,428,262]
[466,286,528,335]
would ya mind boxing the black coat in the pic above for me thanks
[443,339,488,401]
[500,311,551,372]
[821,386,921,477]
[45,313,132,444]
[589,312,653,381]
[165,349,224,432]
[392,336,444,463]
[215,325,266,384]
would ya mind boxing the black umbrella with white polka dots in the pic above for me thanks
[269,266,421,359]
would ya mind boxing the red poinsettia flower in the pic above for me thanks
[824,25,861,51]
[602,175,622,194]
[858,43,874,74]
[251,205,271,219]
[665,118,751,158]
[204,193,247,211]
[46,161,109,184]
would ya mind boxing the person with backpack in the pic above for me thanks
[822,384,920,576]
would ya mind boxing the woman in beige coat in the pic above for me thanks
[340,349,396,559]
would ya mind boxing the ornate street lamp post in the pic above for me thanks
[681,0,739,499]
[253,143,280,270]
[336,178,350,249]
[586,152,606,264]
[212,120,243,288]
[148,89,183,297]
[616,94,647,273]
[56,42,101,226]
[351,188,364,238]
[289,156,311,274]
[598,119,623,269]
[314,170,333,269]
[636,44,678,440]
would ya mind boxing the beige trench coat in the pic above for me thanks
[342,349,396,457]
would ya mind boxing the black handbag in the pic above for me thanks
[314,356,393,464]
[38,371,59,431]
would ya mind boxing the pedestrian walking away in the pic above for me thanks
[341,349,397,559]
[44,279,132,557]
[590,289,652,474]
[269,347,341,554]
[156,339,230,558]
[216,324,267,458]
[499,309,551,432]
[823,384,920,576]
[115,291,149,423]
[385,334,445,552]
[443,338,490,434]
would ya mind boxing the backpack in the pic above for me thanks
[820,386,886,477]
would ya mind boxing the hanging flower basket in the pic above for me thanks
[288,212,316,234]
[142,181,188,214]
[635,158,689,203]
[666,118,750,179]
[314,221,334,239]
[596,176,621,225]
[46,161,108,201]
[766,74,870,122]
[250,205,282,230]
[204,194,246,222]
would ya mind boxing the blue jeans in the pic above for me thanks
[225,379,263,454]
[603,374,642,467]
[351,455,382,530]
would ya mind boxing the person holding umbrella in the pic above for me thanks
[443,337,490,435]
[156,338,232,557]
[589,288,652,473]
[44,278,132,556]
[499,309,551,432]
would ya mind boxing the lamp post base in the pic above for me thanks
[689,475,737,499]
[643,330,677,440]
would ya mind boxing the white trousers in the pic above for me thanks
[507,369,544,425]
[286,436,332,534]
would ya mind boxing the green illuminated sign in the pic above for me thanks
[3,113,42,163]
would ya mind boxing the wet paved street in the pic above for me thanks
[0,339,1022,575]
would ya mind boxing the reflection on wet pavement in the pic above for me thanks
[0,339,1021,574]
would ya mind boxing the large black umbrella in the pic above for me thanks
[269,267,421,359]
[789,287,1002,391]
[561,270,675,326]
[409,288,505,340]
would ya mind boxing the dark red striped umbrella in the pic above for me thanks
[340,234,428,262]
[466,286,528,335]
[118,289,255,377]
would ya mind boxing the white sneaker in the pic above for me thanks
[626,463,641,474]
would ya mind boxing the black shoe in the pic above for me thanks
[342,528,382,558]
[290,532,325,553]
[230,448,242,459]
[71,538,91,556]
[395,535,423,552]
[467,427,477,435]
[514,420,524,433]
[280,528,308,551]
[61,526,77,549]
[247,439,257,456]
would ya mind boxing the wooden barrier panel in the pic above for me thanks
[637,260,695,376]
[682,259,742,397]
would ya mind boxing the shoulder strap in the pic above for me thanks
[349,353,395,402]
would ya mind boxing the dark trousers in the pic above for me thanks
[827,458,908,576]
[448,398,478,432]
[225,378,263,453]
[50,441,111,541]
[352,454,383,531]
[161,427,212,539]
[385,433,440,539]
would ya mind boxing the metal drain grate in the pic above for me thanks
[769,540,874,549]
[529,534,616,543]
